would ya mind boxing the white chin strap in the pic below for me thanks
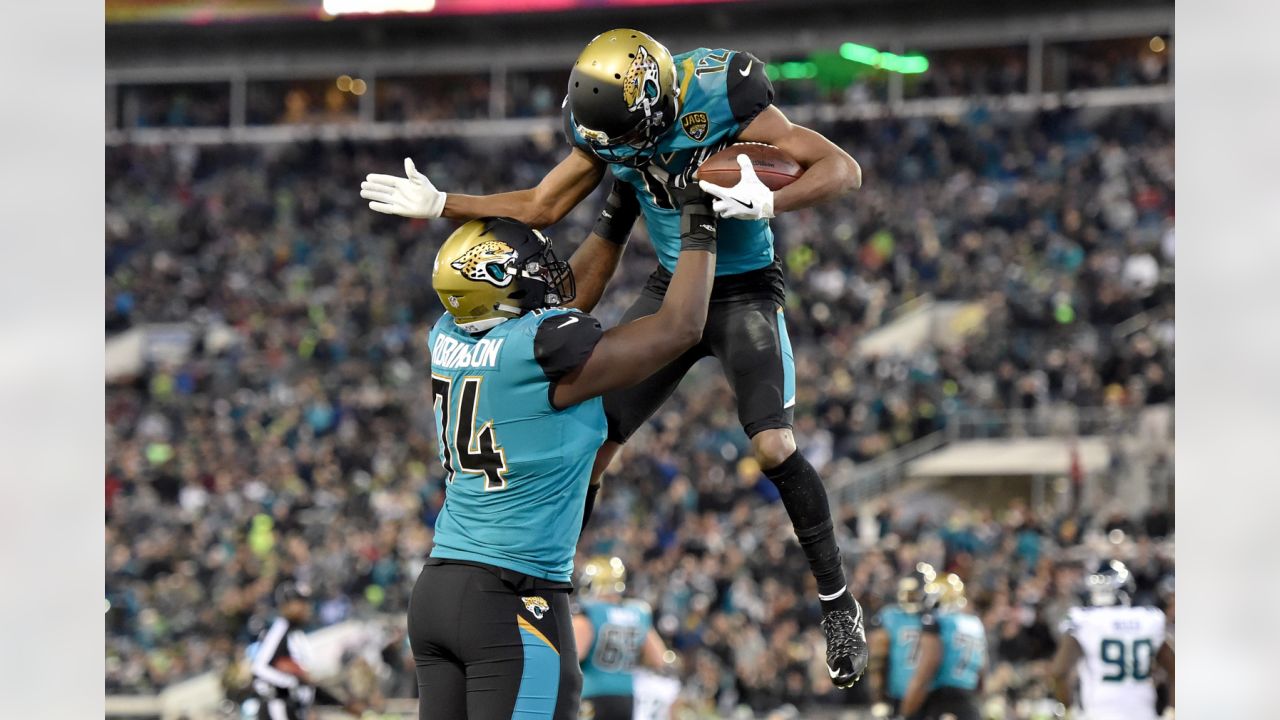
[455,304,525,334]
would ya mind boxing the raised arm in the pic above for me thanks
[550,195,716,409]
[566,179,640,313]
[361,147,605,229]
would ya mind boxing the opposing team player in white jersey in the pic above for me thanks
[1052,560,1175,720]
[631,671,680,720]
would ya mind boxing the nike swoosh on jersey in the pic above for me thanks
[699,224,715,233]
[557,316,579,328]
[739,60,753,77]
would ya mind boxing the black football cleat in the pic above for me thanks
[821,598,870,689]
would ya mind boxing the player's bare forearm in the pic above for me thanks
[551,246,714,407]
[1158,641,1175,707]
[442,148,605,228]
[771,152,860,213]
[442,189,540,224]
[867,629,889,700]
[737,105,861,213]
[1050,636,1082,706]
[573,616,595,659]
[641,628,674,671]
[900,633,941,716]
[566,235,626,313]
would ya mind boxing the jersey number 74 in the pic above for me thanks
[432,375,509,491]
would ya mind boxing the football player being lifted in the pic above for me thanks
[361,28,868,687]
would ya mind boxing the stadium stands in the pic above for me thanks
[106,101,1173,715]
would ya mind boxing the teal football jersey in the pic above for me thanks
[580,599,654,698]
[930,611,987,691]
[427,308,606,583]
[566,47,776,276]
[876,605,923,700]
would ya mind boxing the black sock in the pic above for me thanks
[764,449,853,613]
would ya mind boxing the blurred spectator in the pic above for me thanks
[105,105,1173,715]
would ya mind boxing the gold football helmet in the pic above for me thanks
[579,556,627,597]
[567,28,679,166]
[939,573,967,609]
[897,562,941,613]
[432,217,575,333]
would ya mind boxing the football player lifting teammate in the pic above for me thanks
[361,28,868,687]
[408,186,715,719]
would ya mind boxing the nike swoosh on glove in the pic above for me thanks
[697,154,775,221]
[360,158,447,218]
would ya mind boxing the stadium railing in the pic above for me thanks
[105,83,1172,146]
[827,402,1173,507]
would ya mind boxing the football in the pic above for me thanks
[695,142,803,191]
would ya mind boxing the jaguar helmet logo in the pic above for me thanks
[451,240,518,288]
[522,596,550,620]
[622,45,662,115]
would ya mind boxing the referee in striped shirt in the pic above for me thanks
[248,581,365,720]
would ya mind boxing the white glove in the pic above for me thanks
[360,158,447,218]
[698,154,775,221]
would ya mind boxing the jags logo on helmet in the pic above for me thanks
[522,596,550,620]
[450,240,518,288]
[623,45,662,115]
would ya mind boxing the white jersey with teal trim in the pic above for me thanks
[427,307,606,583]
[565,47,776,276]
[1063,605,1167,720]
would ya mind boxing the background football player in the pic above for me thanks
[1051,560,1175,720]
[572,556,677,720]
[868,564,938,715]
[408,185,716,719]
[360,26,868,689]
[898,573,987,720]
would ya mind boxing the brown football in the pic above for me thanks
[694,142,803,191]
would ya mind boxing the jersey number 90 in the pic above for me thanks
[1100,638,1154,682]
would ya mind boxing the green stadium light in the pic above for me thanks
[880,52,930,74]
[839,42,880,65]
[779,61,818,80]
[767,43,928,85]
[838,42,930,74]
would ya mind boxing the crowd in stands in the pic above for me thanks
[105,104,1174,717]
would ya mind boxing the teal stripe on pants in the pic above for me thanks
[512,624,559,719]
[778,307,796,408]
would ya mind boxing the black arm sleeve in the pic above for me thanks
[920,612,941,635]
[534,311,604,383]
[726,51,774,127]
